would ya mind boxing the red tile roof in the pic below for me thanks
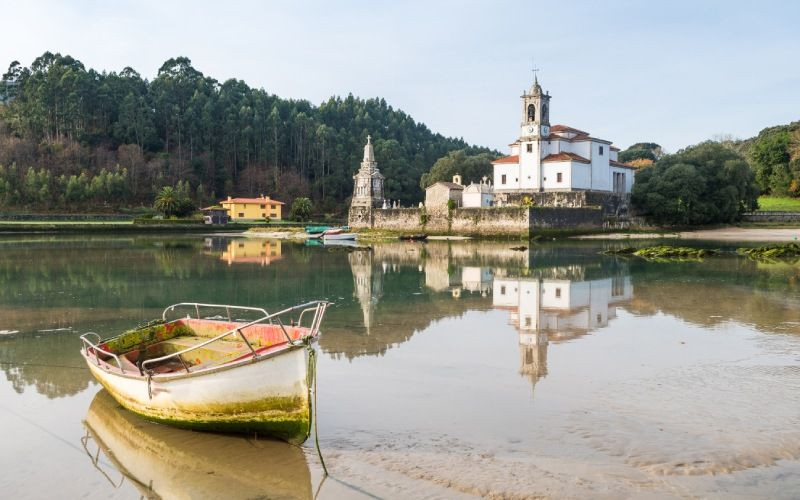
[492,155,520,164]
[547,125,612,144]
[542,152,591,164]
[550,124,589,135]
[221,197,285,205]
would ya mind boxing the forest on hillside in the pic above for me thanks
[0,52,494,213]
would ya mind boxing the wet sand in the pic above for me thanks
[575,226,800,242]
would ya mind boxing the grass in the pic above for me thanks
[757,196,800,212]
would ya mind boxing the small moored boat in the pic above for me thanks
[321,228,357,241]
[80,301,331,444]
[399,234,428,241]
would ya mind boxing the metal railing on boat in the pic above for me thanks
[140,300,332,374]
[80,332,128,373]
[80,301,331,376]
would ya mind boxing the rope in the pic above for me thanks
[307,344,328,476]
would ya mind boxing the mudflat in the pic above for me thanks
[575,227,800,242]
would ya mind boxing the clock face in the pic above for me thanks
[541,125,549,136]
[527,126,535,134]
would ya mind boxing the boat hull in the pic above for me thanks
[322,232,356,241]
[85,345,312,443]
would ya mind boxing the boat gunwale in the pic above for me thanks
[83,331,318,383]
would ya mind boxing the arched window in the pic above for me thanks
[542,103,548,122]
[527,104,535,122]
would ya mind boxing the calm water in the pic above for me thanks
[1,235,800,499]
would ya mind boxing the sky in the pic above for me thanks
[1,0,799,153]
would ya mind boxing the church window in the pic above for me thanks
[526,144,533,153]
[599,146,604,155]
[501,174,507,184]
[557,172,563,183]
[527,104,535,122]
[555,287,561,298]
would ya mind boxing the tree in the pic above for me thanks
[748,130,792,195]
[290,197,313,221]
[420,150,497,190]
[153,185,193,217]
[631,142,759,226]
[619,143,663,163]
[0,51,499,213]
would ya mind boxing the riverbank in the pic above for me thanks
[0,220,336,234]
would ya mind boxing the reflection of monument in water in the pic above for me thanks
[494,272,632,390]
[207,238,282,266]
[349,250,383,334]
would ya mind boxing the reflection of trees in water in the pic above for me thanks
[625,258,800,334]
[0,331,94,398]
[9,236,800,399]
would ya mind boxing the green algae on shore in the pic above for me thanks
[604,245,718,260]
[737,243,800,260]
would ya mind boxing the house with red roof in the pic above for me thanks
[492,78,636,197]
[219,195,284,221]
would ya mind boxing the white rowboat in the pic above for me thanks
[80,301,331,444]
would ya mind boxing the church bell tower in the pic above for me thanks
[520,76,551,140]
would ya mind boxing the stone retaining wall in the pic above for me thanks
[497,190,629,216]
[353,205,604,236]
[741,212,800,222]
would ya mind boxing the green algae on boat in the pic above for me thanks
[737,243,800,261]
[102,320,194,354]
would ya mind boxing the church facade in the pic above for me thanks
[492,78,635,195]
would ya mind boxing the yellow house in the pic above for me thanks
[219,195,284,221]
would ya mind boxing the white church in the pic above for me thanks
[492,77,635,195]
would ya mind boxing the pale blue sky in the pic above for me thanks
[2,0,799,152]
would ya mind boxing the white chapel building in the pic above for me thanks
[492,78,635,195]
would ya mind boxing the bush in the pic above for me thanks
[290,197,313,221]
[631,142,759,225]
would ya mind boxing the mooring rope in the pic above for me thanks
[307,344,328,476]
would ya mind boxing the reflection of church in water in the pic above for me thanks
[493,272,632,391]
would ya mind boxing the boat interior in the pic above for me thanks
[91,318,309,376]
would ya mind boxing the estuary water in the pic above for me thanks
[1,235,799,498]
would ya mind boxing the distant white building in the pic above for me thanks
[492,77,636,194]
[462,177,494,208]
